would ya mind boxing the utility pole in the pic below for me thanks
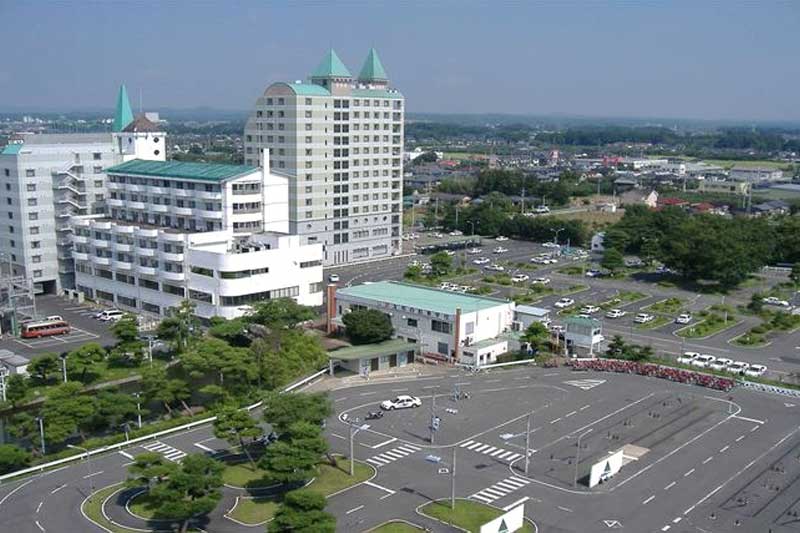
[60,354,68,383]
[36,417,46,455]
[430,394,437,444]
[450,446,457,509]
[68,445,95,499]
[134,392,142,429]
[346,418,369,476]
[524,411,532,475]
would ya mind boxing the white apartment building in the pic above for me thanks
[0,134,117,293]
[331,281,515,367]
[71,147,323,319]
[244,48,404,266]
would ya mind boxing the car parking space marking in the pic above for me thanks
[733,415,765,424]
[459,440,521,463]
[470,476,530,504]
[664,481,677,490]
[642,495,655,505]
[683,469,695,477]
[702,456,714,465]
[365,443,421,467]
[750,425,759,432]
[345,505,364,514]
[142,440,187,462]
[719,445,730,453]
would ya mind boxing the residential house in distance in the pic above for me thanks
[751,200,790,217]
[619,189,659,208]
[698,180,751,196]
[730,167,783,183]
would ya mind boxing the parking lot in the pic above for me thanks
[322,365,800,532]
[0,295,118,358]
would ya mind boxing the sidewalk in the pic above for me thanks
[307,363,455,392]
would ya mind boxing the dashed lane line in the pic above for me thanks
[642,495,655,505]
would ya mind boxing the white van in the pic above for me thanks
[96,309,125,322]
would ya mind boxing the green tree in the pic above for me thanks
[0,444,31,474]
[262,392,331,435]
[208,317,250,347]
[127,453,224,533]
[87,390,140,432]
[250,331,327,391]
[41,382,98,442]
[7,414,43,455]
[748,293,765,314]
[259,422,328,486]
[28,353,59,384]
[404,264,423,281]
[601,248,625,273]
[157,300,198,353]
[66,342,106,383]
[269,490,336,533]
[4,374,28,406]
[248,298,315,329]
[213,407,263,468]
[521,322,550,353]
[180,337,256,393]
[140,365,190,415]
[429,251,453,277]
[605,335,627,358]
[341,309,393,345]
[109,315,145,366]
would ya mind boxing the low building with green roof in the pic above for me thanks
[328,338,417,375]
[332,281,514,366]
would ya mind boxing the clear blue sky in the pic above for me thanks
[1,1,798,121]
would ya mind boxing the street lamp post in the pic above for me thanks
[67,444,95,499]
[59,353,68,383]
[450,446,456,509]
[134,392,142,429]
[524,411,533,475]
[36,416,46,455]
[552,227,565,246]
[344,417,369,476]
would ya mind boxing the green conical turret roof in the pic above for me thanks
[358,48,388,81]
[311,49,352,79]
[113,84,134,132]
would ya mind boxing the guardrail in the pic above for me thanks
[0,366,330,483]
[456,357,538,372]
[738,380,800,398]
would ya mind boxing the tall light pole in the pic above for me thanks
[450,446,456,509]
[344,417,369,476]
[68,444,95,499]
[552,227,565,246]
[134,392,142,429]
[429,394,438,444]
[36,416,46,455]
[59,353,68,383]
[524,411,533,475]
[573,429,593,488]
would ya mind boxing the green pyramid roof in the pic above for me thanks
[358,48,388,81]
[113,85,134,133]
[311,49,351,79]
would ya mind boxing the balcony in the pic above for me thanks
[72,251,89,261]
[91,239,110,248]
[145,186,166,195]
[91,256,111,266]
[126,184,143,193]
[197,191,222,200]
[126,200,146,210]
[113,242,133,253]
[113,224,135,234]
[72,235,89,245]
[174,207,193,216]
[137,265,157,276]
[161,251,184,262]
[161,271,185,282]
[112,260,133,271]
[135,227,159,238]
[136,246,157,257]
[107,198,124,208]
[199,210,223,219]
[92,220,112,230]
[172,189,192,197]
[152,204,168,213]
[106,182,122,191]
[160,232,185,242]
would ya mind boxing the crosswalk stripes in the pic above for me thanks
[142,440,187,463]
[471,476,531,504]
[365,443,421,468]
[459,440,523,463]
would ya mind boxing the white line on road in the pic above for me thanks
[83,471,104,479]
[565,410,577,418]
[486,379,501,383]
[194,442,214,452]
[371,438,397,449]
[702,456,714,465]
[735,435,745,443]
[733,415,765,424]
[720,445,730,453]
[118,450,134,460]
[580,404,591,411]
[550,417,562,424]
[557,506,573,513]
[49,484,66,495]
[34,520,45,532]
[664,481,676,490]
[544,372,559,377]
[360,391,377,396]
[422,386,437,389]
[661,526,670,532]
[684,469,695,477]
[391,388,408,392]
[642,495,655,505]
[346,505,364,514]
[673,517,682,524]
[364,481,395,495]
[751,425,759,432]
[36,501,43,513]
[331,433,346,440]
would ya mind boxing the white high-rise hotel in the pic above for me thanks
[244,49,404,265]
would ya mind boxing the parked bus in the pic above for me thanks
[20,319,71,338]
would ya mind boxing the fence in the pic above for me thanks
[0,366,330,484]
[738,380,800,398]
[455,357,538,372]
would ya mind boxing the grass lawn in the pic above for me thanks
[644,297,684,315]
[222,461,272,488]
[227,496,280,526]
[732,332,769,347]
[128,491,158,519]
[618,290,648,302]
[420,500,535,533]
[307,458,373,496]
[676,313,739,338]
[636,315,671,330]
[552,209,624,227]
[82,484,142,533]
[703,159,793,170]
[557,265,585,276]
[369,521,426,532]
[560,284,589,295]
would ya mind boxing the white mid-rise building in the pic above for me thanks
[244,48,404,266]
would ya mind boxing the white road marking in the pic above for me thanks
[642,495,655,505]
[565,410,577,418]
[331,433,346,440]
[702,456,713,465]
[503,496,529,511]
[359,391,376,396]
[580,404,591,411]
[673,517,682,524]
[363,481,395,495]
[194,442,214,452]
[36,501,43,513]
[733,415,764,424]
[345,505,364,514]
[118,450,134,460]
[750,425,759,433]
[720,445,730,453]
[371,438,397,449]
[558,506,573,513]
[684,469,694,477]
[50,484,67,495]
[664,481,676,490]
[35,520,45,532]
[661,526,670,532]
[391,388,408,392]
[550,417,562,424]
[83,471,104,479]
[735,435,745,443]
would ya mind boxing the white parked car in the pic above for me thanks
[495,236,509,242]
[534,205,550,214]
[605,309,626,319]
[744,364,767,377]
[708,358,733,371]
[493,246,508,254]
[532,277,551,285]
[328,274,340,283]
[675,313,692,324]
[633,313,654,324]
[677,352,700,364]
[473,257,490,265]
[542,242,560,248]
[764,296,790,307]
[691,354,716,368]
[96,309,125,322]
[511,274,530,283]
[554,298,575,309]
[449,230,463,236]
[580,305,600,314]
[444,250,456,256]
[468,248,483,255]
[585,269,602,277]
[381,395,422,410]
[727,361,750,375]
[486,264,505,272]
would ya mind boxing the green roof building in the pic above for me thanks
[112,84,134,132]
[244,49,405,267]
